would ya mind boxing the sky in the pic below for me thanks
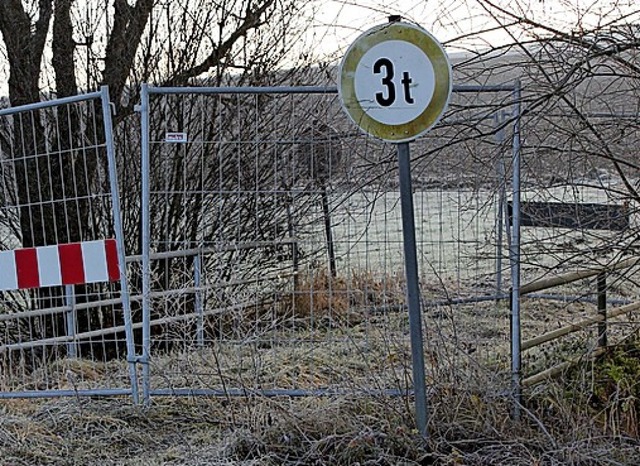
[310,0,640,58]
[0,0,638,96]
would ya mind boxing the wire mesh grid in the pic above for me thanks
[0,82,636,401]
[141,87,518,396]
[0,91,135,397]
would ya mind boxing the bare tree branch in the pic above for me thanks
[52,0,77,98]
[102,0,155,112]
[0,0,53,104]
[166,0,276,85]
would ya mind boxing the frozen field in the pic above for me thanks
[302,183,631,293]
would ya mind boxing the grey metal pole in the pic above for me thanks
[101,86,140,404]
[397,141,428,438]
[139,83,152,405]
[195,254,204,348]
[64,285,77,358]
[494,112,507,298]
[286,203,300,296]
[135,83,516,98]
[509,80,522,419]
[0,91,103,117]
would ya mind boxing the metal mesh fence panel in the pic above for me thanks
[1,80,637,402]
[140,85,519,398]
[0,89,137,399]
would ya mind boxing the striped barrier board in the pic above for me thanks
[0,239,119,291]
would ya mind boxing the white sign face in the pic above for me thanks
[354,40,435,126]
[338,22,452,142]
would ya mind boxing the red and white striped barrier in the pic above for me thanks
[0,239,120,291]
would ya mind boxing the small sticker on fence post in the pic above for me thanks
[165,132,188,143]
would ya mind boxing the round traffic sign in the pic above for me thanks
[338,22,452,142]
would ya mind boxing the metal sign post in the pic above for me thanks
[397,141,429,437]
[338,18,452,438]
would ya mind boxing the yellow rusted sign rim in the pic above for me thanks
[338,22,452,142]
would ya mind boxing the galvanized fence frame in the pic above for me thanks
[139,83,523,405]
[0,81,635,412]
[0,87,139,402]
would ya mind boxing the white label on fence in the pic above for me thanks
[165,132,188,143]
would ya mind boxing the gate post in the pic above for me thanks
[101,86,140,404]
[195,253,204,348]
[509,80,523,419]
[64,285,77,358]
[139,83,152,405]
[495,111,508,299]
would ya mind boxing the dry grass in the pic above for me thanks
[2,373,640,465]
[275,268,406,325]
[2,272,640,464]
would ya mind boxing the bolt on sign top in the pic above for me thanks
[338,21,452,143]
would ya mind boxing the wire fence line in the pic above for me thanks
[0,83,638,407]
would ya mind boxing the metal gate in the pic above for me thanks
[138,84,521,403]
[2,82,635,408]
